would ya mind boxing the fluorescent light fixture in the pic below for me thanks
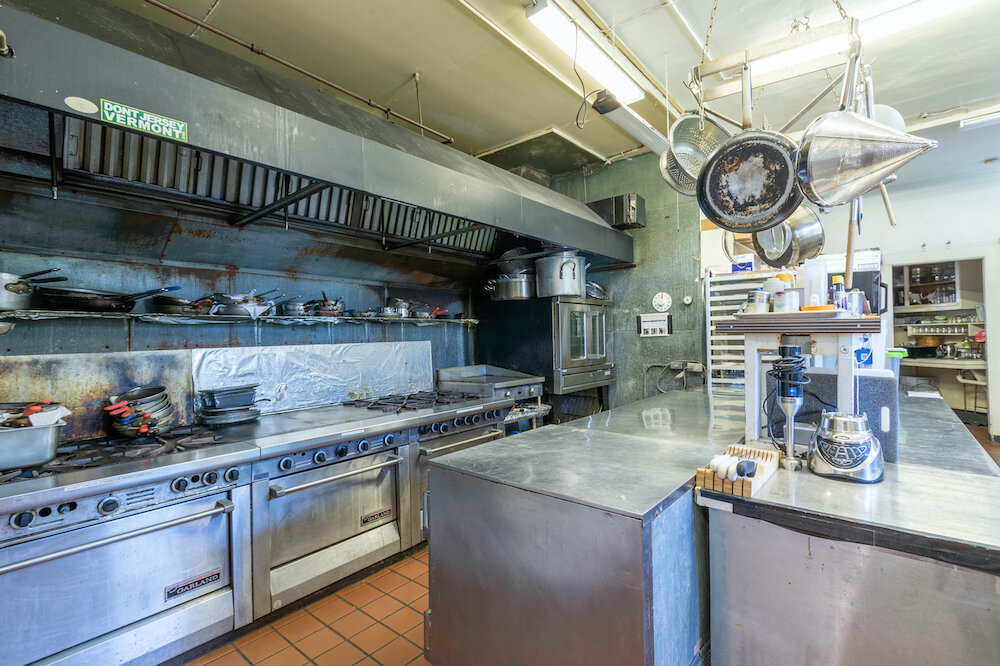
[862,0,988,42]
[526,0,644,105]
[959,111,1000,131]
[752,34,852,76]
[591,91,669,155]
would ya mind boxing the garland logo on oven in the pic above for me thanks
[361,507,392,526]
[165,569,221,601]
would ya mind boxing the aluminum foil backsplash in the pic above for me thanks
[192,342,433,413]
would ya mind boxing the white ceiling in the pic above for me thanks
[108,0,1000,178]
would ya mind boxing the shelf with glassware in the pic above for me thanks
[892,259,983,314]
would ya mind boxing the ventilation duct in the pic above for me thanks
[0,0,633,264]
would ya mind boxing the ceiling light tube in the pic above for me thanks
[862,0,988,42]
[526,0,644,104]
[959,111,1000,131]
[591,90,670,155]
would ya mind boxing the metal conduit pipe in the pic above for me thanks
[141,0,454,144]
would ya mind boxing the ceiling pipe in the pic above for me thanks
[141,0,455,144]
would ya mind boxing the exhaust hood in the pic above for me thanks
[0,0,633,264]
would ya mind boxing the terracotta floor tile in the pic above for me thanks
[237,632,291,664]
[307,593,341,613]
[407,594,429,614]
[255,645,308,666]
[187,642,237,666]
[270,609,308,629]
[388,581,424,605]
[371,636,422,666]
[274,613,324,643]
[312,597,354,625]
[413,572,428,588]
[330,609,376,638]
[402,625,423,648]
[407,656,431,666]
[202,651,250,666]
[313,641,365,666]
[392,559,426,580]
[340,583,383,608]
[382,606,423,634]
[368,570,407,593]
[234,626,276,648]
[295,627,344,659]
[361,594,404,620]
[413,550,428,563]
[351,623,396,654]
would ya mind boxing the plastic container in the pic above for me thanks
[797,258,828,307]
[886,348,908,383]
[830,275,847,310]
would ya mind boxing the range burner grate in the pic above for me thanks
[347,391,480,413]
[0,427,224,484]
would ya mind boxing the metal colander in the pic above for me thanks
[669,114,732,179]
[659,149,697,196]
[796,111,937,207]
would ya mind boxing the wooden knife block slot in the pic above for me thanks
[696,444,779,498]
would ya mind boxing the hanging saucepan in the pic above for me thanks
[696,130,803,233]
[34,285,181,313]
[751,205,825,268]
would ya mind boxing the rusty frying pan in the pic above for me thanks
[34,285,181,312]
[695,64,803,233]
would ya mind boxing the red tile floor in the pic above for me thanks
[184,547,430,666]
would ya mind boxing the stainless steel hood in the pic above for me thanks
[0,0,633,264]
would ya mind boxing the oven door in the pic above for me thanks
[255,451,406,615]
[556,303,608,370]
[0,492,238,666]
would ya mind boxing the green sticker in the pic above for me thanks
[100,99,188,142]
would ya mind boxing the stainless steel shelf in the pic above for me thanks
[0,310,479,326]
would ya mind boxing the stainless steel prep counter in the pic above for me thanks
[426,387,1000,666]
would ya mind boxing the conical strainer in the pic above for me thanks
[796,110,937,207]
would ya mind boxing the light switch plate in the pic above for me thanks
[637,313,672,337]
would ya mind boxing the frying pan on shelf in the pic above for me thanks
[34,286,182,313]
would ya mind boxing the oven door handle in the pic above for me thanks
[269,456,401,499]
[419,429,504,458]
[0,499,234,576]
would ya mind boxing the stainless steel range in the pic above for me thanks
[0,431,256,666]
[249,418,415,619]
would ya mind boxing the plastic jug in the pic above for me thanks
[797,258,828,307]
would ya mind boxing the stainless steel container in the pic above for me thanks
[488,275,535,301]
[0,420,65,467]
[752,206,825,268]
[497,248,534,275]
[535,251,587,297]
[740,289,772,314]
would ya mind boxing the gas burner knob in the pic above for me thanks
[97,497,120,516]
[504,391,512,398]
[223,467,240,483]
[383,434,395,447]
[453,418,463,427]
[171,477,189,493]
[472,414,481,424]
[357,440,370,453]
[483,410,493,420]
[334,444,349,458]
[463,416,473,425]
[57,503,75,515]
[430,422,441,433]
[313,450,328,464]
[203,471,219,486]
[439,423,450,434]
[10,511,35,528]
[418,425,430,435]
[277,457,294,472]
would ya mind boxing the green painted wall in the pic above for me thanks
[550,152,705,408]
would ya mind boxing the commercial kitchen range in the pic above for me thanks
[0,391,511,665]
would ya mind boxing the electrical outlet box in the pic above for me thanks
[670,361,686,370]
[637,313,672,337]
